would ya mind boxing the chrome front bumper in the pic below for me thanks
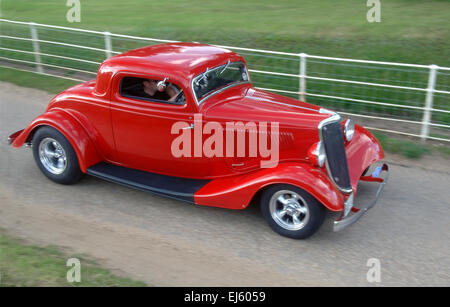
[333,163,389,232]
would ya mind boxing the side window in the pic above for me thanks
[120,77,186,105]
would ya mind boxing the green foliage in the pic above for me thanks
[0,67,78,93]
[1,0,449,65]
[435,144,450,157]
[373,131,432,159]
[0,230,147,287]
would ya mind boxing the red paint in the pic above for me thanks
[9,43,385,213]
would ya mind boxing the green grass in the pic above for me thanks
[0,66,78,93]
[1,0,449,65]
[373,131,431,159]
[435,144,450,158]
[0,230,147,287]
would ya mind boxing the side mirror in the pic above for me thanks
[157,78,169,92]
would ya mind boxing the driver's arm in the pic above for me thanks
[167,84,180,102]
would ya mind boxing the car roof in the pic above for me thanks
[97,42,245,89]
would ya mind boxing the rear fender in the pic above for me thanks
[194,162,344,211]
[11,109,101,172]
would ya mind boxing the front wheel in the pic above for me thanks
[260,184,325,239]
[32,126,83,185]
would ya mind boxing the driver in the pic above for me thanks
[142,79,179,102]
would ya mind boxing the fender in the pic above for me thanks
[194,162,345,211]
[10,109,102,172]
[346,125,385,191]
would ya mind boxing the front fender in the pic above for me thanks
[194,162,344,211]
[10,109,101,172]
[346,125,385,191]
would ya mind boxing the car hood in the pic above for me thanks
[202,86,331,129]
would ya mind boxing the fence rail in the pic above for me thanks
[1,18,449,142]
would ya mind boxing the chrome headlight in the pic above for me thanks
[316,141,326,167]
[344,119,355,142]
[308,141,326,167]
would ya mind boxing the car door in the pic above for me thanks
[110,72,211,178]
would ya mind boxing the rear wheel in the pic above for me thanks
[32,126,83,184]
[260,184,325,239]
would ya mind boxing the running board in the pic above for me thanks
[86,162,210,203]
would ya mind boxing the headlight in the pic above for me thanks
[344,119,355,142]
[307,141,326,167]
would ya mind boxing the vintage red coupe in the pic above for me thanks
[8,43,388,239]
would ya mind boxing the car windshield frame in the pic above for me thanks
[191,61,250,105]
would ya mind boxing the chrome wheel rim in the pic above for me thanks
[269,190,310,231]
[38,138,67,175]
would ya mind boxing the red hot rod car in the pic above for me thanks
[8,43,388,239]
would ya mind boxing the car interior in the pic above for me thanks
[120,77,186,105]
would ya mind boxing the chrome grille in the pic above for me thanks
[321,121,352,193]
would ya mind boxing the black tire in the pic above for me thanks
[32,126,83,185]
[260,184,325,239]
[362,166,370,176]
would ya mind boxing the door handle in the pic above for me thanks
[182,123,194,130]
[232,162,245,167]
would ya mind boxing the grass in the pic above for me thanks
[0,229,147,287]
[0,66,79,93]
[373,131,431,159]
[435,144,450,157]
[1,0,449,65]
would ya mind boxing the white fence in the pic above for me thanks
[1,19,449,142]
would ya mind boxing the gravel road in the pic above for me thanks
[0,81,449,286]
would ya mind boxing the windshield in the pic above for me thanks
[192,61,249,104]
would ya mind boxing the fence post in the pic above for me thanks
[420,64,438,141]
[29,22,43,73]
[299,53,307,101]
[104,31,112,59]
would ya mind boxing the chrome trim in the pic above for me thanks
[344,118,355,142]
[231,162,245,167]
[191,61,251,106]
[182,123,194,130]
[156,77,169,92]
[318,109,353,195]
[318,108,341,125]
[317,141,326,167]
[195,81,250,105]
[343,192,354,217]
[333,163,389,232]
[219,60,231,75]
[308,141,326,167]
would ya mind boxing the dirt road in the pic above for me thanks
[0,81,449,286]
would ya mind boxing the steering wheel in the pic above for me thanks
[175,92,185,104]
